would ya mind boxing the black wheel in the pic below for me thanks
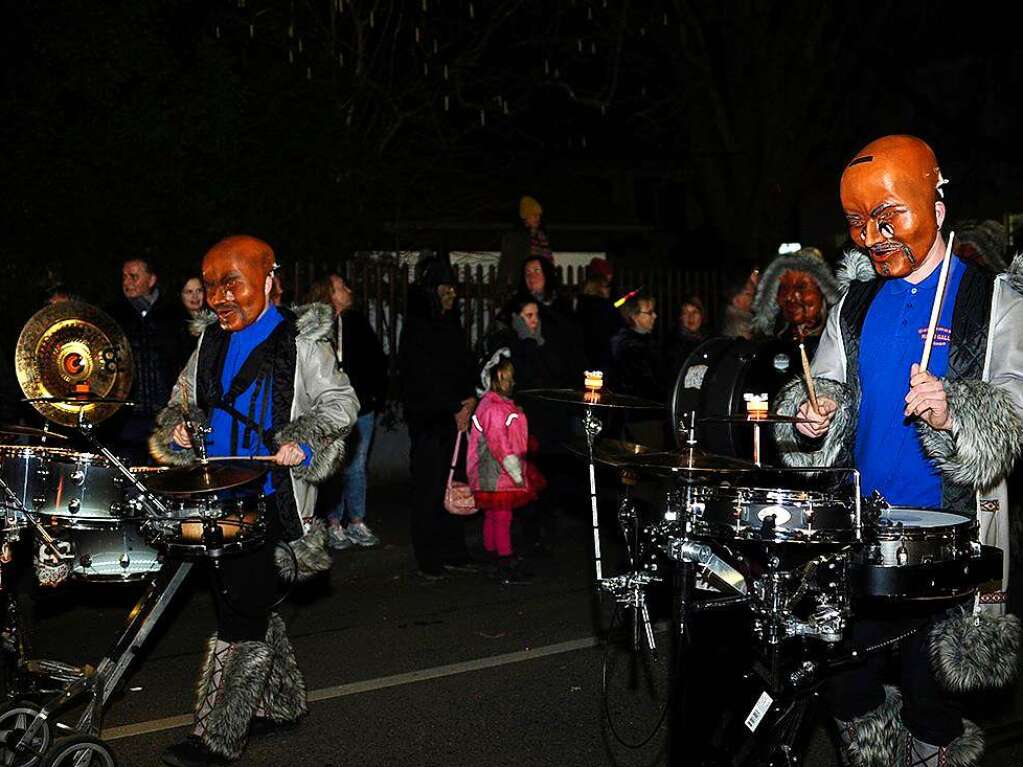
[0,700,52,767]
[41,736,115,767]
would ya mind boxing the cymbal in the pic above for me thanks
[698,413,812,424]
[0,423,69,441]
[565,438,666,467]
[618,446,757,474]
[23,394,135,406]
[518,388,663,410]
[15,300,134,427]
[141,461,267,496]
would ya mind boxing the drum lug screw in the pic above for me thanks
[68,498,81,514]
[70,469,86,486]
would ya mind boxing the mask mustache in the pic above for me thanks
[213,302,240,315]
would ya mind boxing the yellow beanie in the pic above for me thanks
[519,195,542,219]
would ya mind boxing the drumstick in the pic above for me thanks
[799,342,819,415]
[203,455,278,463]
[919,231,955,373]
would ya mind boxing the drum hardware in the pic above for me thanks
[0,423,69,442]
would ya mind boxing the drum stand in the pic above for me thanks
[0,416,187,766]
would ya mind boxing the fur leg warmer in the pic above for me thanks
[275,518,332,583]
[835,686,905,767]
[774,376,855,468]
[929,606,1022,693]
[901,721,984,767]
[193,636,273,760]
[256,613,308,723]
[916,379,1023,491]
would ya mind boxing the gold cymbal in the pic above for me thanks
[15,301,134,427]
[142,461,267,495]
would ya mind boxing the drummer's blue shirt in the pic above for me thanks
[205,305,311,495]
[855,256,966,507]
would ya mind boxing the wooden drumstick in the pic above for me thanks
[204,455,278,463]
[920,231,955,373]
[799,342,819,415]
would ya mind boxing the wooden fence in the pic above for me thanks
[290,259,726,377]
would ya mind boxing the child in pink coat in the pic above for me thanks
[467,349,544,582]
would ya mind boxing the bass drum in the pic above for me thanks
[670,337,802,464]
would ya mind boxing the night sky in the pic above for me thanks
[2,1,1021,331]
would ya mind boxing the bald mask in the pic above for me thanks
[202,236,276,332]
[840,135,944,278]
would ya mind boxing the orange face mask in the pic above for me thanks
[839,135,943,278]
[202,236,276,332]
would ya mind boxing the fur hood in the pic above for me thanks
[751,248,841,337]
[190,303,334,342]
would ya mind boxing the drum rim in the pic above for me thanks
[0,445,109,463]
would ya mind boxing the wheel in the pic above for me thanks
[41,736,115,767]
[0,700,52,767]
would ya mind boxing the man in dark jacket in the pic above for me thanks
[398,257,478,578]
[609,293,667,446]
[106,258,187,463]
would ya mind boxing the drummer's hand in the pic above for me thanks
[905,363,951,431]
[171,422,192,449]
[795,397,838,439]
[273,442,306,467]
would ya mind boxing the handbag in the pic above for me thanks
[444,431,478,516]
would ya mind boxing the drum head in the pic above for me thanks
[670,337,801,462]
[879,509,968,527]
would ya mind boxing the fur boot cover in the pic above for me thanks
[195,636,273,760]
[916,378,1023,492]
[259,613,308,723]
[836,686,905,767]
[750,247,841,339]
[930,605,1022,693]
[774,376,855,468]
[275,517,332,583]
[900,720,985,767]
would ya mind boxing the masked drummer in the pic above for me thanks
[749,246,840,356]
[149,235,358,767]
[775,135,1023,767]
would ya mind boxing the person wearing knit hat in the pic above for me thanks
[498,194,553,290]
[750,246,840,356]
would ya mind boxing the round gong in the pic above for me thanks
[16,301,134,426]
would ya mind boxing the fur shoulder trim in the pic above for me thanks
[189,309,217,337]
[1005,252,1023,296]
[291,303,334,343]
[835,247,877,293]
[750,249,841,338]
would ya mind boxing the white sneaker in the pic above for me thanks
[344,521,380,547]
[328,525,354,550]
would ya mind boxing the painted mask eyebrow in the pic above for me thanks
[847,155,873,167]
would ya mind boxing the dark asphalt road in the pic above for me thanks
[9,478,1023,766]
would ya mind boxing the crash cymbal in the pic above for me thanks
[23,394,135,406]
[141,461,267,496]
[0,423,69,441]
[618,446,757,474]
[698,413,812,424]
[518,388,663,410]
[15,300,134,427]
[565,437,666,466]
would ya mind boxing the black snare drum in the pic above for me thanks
[142,495,267,558]
[855,508,1002,599]
[689,484,858,544]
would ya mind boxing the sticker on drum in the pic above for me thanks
[684,365,708,389]
[757,505,792,526]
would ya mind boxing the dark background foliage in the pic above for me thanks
[2,0,1021,348]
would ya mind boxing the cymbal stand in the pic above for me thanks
[583,404,604,583]
[74,408,169,516]
[0,476,73,564]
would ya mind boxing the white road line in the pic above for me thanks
[102,636,600,741]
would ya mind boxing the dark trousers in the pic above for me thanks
[825,607,964,746]
[408,418,469,572]
[209,497,282,643]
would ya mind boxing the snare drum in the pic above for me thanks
[38,521,163,582]
[0,445,125,524]
[689,484,857,543]
[143,495,267,558]
[856,508,1001,599]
